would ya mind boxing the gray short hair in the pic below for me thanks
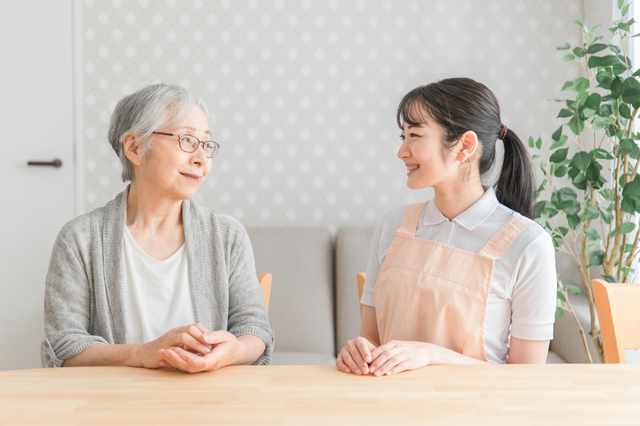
[108,84,210,182]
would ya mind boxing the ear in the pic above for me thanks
[122,134,143,167]
[455,131,479,163]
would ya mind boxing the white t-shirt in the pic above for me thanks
[361,188,557,364]
[122,227,196,343]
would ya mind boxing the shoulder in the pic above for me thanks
[494,203,554,262]
[56,193,123,246]
[378,203,412,233]
[185,200,249,245]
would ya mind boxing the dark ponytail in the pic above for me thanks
[396,77,535,219]
[495,128,535,219]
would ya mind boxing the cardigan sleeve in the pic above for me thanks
[43,229,108,367]
[225,222,274,365]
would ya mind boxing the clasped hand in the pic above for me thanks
[138,323,244,373]
[336,337,431,377]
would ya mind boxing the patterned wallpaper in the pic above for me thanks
[78,0,582,227]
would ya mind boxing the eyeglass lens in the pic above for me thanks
[179,135,218,158]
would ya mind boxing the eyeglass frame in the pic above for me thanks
[151,131,220,158]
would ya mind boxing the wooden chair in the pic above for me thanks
[592,278,640,363]
[357,272,366,317]
[257,273,272,312]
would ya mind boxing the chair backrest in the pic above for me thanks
[357,272,366,317]
[592,278,640,363]
[257,273,272,312]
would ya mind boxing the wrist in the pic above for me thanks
[127,343,144,367]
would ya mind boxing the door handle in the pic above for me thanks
[27,159,62,168]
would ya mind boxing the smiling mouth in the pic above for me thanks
[181,173,202,181]
[407,165,420,171]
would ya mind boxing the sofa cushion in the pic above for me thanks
[335,227,375,353]
[246,227,335,359]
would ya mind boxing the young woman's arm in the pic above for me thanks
[336,306,380,375]
[507,337,550,364]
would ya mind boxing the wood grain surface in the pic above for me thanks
[1,364,639,425]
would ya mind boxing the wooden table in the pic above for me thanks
[1,364,639,425]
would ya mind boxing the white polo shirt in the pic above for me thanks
[361,188,557,364]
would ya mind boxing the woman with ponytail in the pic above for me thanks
[337,78,556,375]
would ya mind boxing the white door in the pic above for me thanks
[0,0,74,370]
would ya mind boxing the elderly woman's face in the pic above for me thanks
[138,107,212,201]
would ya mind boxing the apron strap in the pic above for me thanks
[397,201,429,235]
[477,215,533,260]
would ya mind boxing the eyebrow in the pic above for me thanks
[180,126,212,136]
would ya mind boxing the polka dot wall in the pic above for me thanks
[79,0,582,227]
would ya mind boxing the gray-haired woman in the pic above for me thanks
[43,84,273,372]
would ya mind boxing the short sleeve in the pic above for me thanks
[509,231,557,341]
[360,219,383,307]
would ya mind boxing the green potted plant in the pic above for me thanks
[531,0,637,363]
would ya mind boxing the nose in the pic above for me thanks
[191,142,208,165]
[397,139,410,160]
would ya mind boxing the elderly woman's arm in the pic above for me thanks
[159,220,274,372]
[45,228,213,368]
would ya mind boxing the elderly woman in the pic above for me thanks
[43,84,273,371]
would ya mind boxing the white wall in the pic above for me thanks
[77,0,583,227]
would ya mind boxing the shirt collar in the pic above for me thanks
[422,187,500,230]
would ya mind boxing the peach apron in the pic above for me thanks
[373,201,532,361]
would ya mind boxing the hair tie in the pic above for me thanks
[498,124,508,141]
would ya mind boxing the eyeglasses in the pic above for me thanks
[151,131,220,158]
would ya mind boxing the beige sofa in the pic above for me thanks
[247,226,585,365]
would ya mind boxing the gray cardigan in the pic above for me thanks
[43,189,274,367]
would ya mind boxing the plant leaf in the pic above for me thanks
[566,285,581,295]
[622,77,640,104]
[591,148,614,159]
[622,177,640,198]
[550,135,568,150]
[589,250,605,266]
[555,307,565,319]
[562,53,576,61]
[584,206,600,220]
[602,275,618,283]
[584,227,599,240]
[616,222,636,234]
[557,42,571,51]
[567,213,581,229]
[550,148,569,163]
[586,43,608,54]
[570,151,592,172]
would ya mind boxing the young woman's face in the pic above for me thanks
[137,106,212,201]
[397,114,459,190]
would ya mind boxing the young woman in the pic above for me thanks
[337,77,556,376]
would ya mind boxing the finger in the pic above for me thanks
[387,362,410,376]
[374,354,408,377]
[369,348,400,374]
[370,341,396,360]
[171,332,212,355]
[341,349,361,375]
[348,343,369,375]
[175,346,217,371]
[202,330,233,346]
[355,338,374,364]
[183,324,211,346]
[336,353,351,374]
[160,349,194,373]
[193,323,210,334]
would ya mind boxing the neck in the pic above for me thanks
[432,174,485,221]
[126,180,183,231]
